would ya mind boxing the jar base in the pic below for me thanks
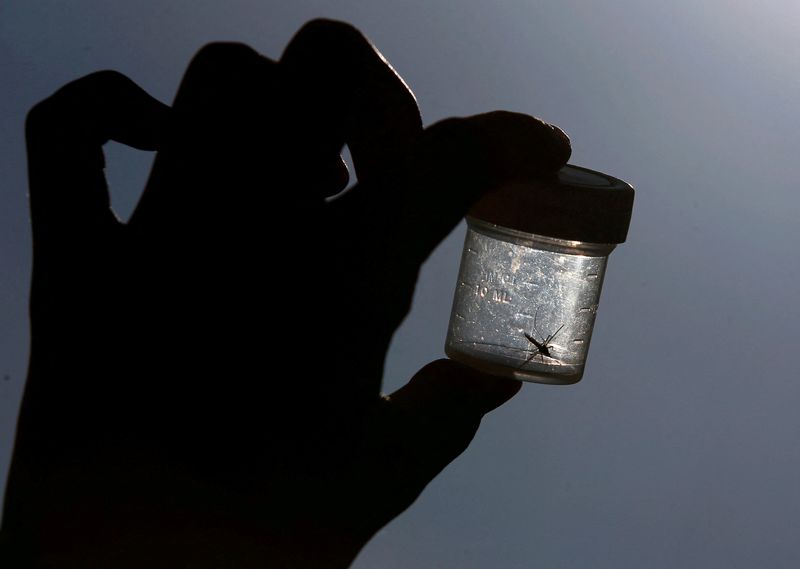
[445,344,583,385]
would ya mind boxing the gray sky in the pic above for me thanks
[2,1,799,567]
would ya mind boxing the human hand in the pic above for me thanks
[3,19,570,568]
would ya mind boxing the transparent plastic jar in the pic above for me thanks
[445,164,635,385]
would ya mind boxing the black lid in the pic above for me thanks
[469,164,635,243]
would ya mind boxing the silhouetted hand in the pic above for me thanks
[2,19,570,568]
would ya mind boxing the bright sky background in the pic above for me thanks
[2,1,799,567]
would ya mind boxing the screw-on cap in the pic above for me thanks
[468,164,635,244]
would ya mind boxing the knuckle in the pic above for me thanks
[285,19,375,65]
[83,69,129,83]
[179,43,266,99]
[25,99,52,135]
[427,116,471,132]
[422,117,476,149]
[81,69,134,94]
[189,41,259,71]
[26,70,131,132]
[294,18,364,45]
[25,94,74,139]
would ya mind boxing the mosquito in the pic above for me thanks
[519,309,564,368]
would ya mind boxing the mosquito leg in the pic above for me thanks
[533,306,542,340]
[516,351,538,370]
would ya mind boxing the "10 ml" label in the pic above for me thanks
[474,284,512,304]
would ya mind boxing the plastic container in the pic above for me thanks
[445,164,635,384]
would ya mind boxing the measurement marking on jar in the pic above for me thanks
[586,273,599,279]
[572,339,585,344]
[466,247,478,255]
[493,290,512,303]
[454,312,466,320]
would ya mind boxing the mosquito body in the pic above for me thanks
[519,311,564,368]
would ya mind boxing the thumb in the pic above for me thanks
[389,358,522,417]
[386,359,521,479]
[360,360,520,527]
